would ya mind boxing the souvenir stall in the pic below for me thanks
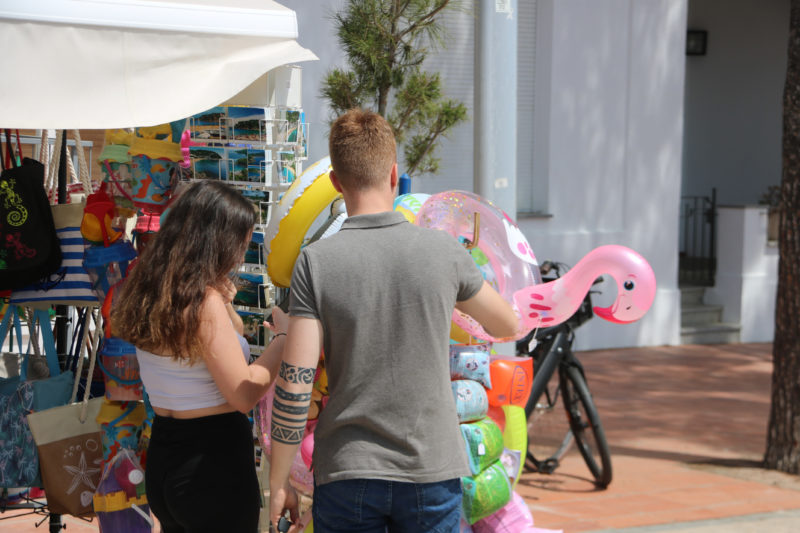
[0,1,316,531]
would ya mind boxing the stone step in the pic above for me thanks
[680,286,706,306]
[680,323,741,345]
[681,303,724,326]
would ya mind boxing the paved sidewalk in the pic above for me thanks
[514,342,800,532]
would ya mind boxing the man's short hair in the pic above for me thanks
[328,108,397,191]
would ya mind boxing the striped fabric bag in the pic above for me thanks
[10,131,98,309]
[10,202,97,309]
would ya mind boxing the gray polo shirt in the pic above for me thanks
[289,211,484,486]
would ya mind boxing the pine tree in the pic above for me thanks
[321,0,468,178]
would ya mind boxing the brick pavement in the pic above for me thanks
[515,342,800,532]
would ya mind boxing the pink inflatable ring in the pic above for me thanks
[414,190,540,342]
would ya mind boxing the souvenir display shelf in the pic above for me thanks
[187,104,309,354]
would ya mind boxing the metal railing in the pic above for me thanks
[679,188,717,286]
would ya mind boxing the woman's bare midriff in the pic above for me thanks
[152,402,238,419]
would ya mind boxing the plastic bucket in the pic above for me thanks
[98,336,142,401]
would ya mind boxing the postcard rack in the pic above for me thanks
[187,104,309,354]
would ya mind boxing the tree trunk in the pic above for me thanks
[765,0,800,474]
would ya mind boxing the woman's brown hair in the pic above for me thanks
[111,180,256,363]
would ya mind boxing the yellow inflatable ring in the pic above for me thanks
[265,157,339,288]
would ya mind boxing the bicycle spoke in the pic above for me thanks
[563,366,612,488]
[526,371,574,472]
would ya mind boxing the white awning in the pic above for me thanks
[0,0,318,129]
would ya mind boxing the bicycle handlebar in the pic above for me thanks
[516,260,604,354]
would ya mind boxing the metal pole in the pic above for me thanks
[474,0,518,215]
[51,131,68,532]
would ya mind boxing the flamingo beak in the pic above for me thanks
[593,305,636,324]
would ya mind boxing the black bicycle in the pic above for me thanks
[515,260,613,488]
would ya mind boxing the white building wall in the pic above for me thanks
[287,0,687,349]
[683,0,789,206]
[706,206,779,342]
[517,0,686,349]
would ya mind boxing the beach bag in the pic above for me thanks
[0,132,62,290]
[10,203,97,309]
[26,316,105,517]
[9,131,98,308]
[0,306,74,488]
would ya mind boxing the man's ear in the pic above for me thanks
[329,170,343,193]
[389,163,398,190]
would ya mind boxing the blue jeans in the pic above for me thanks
[312,478,462,533]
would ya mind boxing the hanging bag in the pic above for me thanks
[10,131,98,308]
[26,309,105,517]
[0,306,74,488]
[0,130,62,290]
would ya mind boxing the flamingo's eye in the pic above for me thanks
[623,280,635,291]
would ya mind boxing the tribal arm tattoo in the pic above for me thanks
[271,361,315,445]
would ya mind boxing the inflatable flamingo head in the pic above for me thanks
[591,245,657,324]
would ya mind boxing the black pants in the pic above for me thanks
[145,412,261,533]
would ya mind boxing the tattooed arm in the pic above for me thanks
[269,315,323,530]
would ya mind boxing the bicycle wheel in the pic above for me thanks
[525,368,574,473]
[561,364,613,488]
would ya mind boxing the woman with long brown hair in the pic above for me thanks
[112,179,286,532]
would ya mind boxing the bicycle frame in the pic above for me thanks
[516,262,612,484]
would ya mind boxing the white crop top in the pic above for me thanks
[136,332,250,411]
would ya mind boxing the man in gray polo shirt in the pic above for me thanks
[269,109,519,532]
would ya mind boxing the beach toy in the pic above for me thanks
[461,417,505,475]
[93,448,152,533]
[486,355,533,408]
[513,244,657,332]
[395,192,488,344]
[83,240,137,305]
[461,460,512,524]
[132,210,161,252]
[452,379,489,423]
[473,491,560,533]
[415,190,540,342]
[300,430,314,469]
[499,405,527,488]
[98,336,142,401]
[264,156,340,287]
[81,182,123,246]
[96,399,146,466]
[258,383,314,494]
[128,128,184,209]
[393,192,430,223]
[98,132,137,215]
[449,344,492,389]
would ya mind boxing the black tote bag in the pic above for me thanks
[0,146,62,290]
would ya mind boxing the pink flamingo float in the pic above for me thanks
[514,244,657,333]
